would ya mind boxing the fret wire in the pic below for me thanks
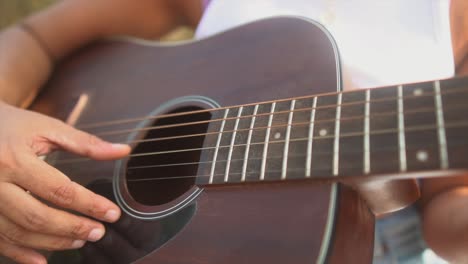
[224,107,243,182]
[333,93,342,176]
[397,85,407,172]
[281,100,296,180]
[209,108,229,184]
[364,90,371,174]
[434,81,449,169]
[241,105,258,181]
[260,102,276,180]
[306,97,318,177]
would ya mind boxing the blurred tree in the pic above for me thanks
[0,0,55,29]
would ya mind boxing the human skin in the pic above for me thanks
[0,1,201,263]
[0,0,467,263]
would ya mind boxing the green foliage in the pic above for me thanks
[0,0,56,29]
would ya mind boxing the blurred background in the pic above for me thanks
[0,0,193,40]
[0,0,54,28]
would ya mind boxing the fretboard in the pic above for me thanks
[196,77,468,185]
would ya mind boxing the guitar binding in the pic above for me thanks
[113,95,220,220]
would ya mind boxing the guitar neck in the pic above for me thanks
[196,76,468,185]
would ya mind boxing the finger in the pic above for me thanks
[0,183,106,242]
[0,214,86,251]
[14,155,121,223]
[43,119,130,160]
[0,239,46,264]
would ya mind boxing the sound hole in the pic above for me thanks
[126,106,211,206]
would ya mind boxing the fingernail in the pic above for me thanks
[88,228,105,242]
[104,209,120,222]
[34,257,47,264]
[111,143,130,150]
[72,240,86,248]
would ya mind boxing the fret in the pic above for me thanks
[364,89,371,174]
[306,97,317,177]
[241,104,258,182]
[434,81,449,169]
[281,100,296,180]
[370,86,399,174]
[333,93,342,176]
[209,108,229,184]
[310,94,337,177]
[403,82,439,171]
[260,102,276,180]
[224,107,243,182]
[440,78,468,168]
[264,101,293,181]
[245,103,274,181]
[339,90,365,177]
[282,97,316,180]
[397,85,407,172]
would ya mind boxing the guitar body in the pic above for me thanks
[30,17,374,264]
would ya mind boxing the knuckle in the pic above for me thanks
[49,181,76,206]
[6,252,25,263]
[86,199,101,216]
[47,238,73,251]
[86,134,101,145]
[2,225,25,244]
[69,220,89,239]
[23,210,47,231]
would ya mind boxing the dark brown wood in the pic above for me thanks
[28,17,376,263]
[328,185,375,264]
[137,181,334,264]
[198,77,468,187]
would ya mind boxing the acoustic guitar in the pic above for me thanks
[28,17,466,263]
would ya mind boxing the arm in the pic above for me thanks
[0,0,202,107]
[419,1,468,262]
[0,1,201,263]
[451,0,468,75]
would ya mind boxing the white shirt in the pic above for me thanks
[195,0,454,90]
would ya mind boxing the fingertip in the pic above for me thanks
[111,143,131,154]
[34,255,47,264]
[89,142,130,160]
[103,208,121,223]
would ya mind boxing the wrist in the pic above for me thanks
[17,22,56,66]
[0,26,52,107]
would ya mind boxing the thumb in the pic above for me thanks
[45,121,131,160]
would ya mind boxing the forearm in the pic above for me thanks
[0,24,52,107]
[0,0,201,107]
[451,0,468,75]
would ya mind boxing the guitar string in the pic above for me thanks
[124,159,459,183]
[90,87,467,137]
[55,119,468,165]
[120,140,468,183]
[93,91,458,138]
[125,141,445,171]
[79,84,468,134]
[98,103,465,146]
